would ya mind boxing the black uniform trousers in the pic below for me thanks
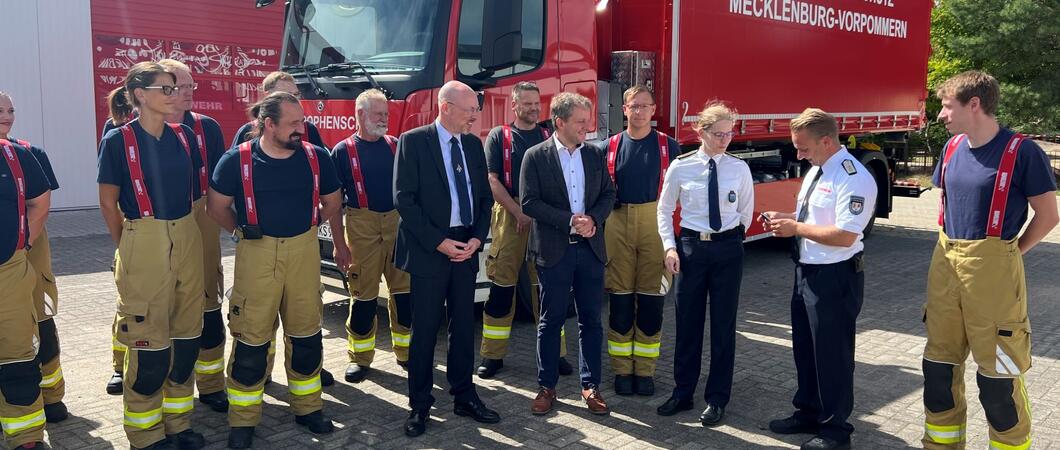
[672,227,744,406]
[790,253,864,441]
[407,227,480,411]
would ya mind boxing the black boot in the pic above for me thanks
[166,429,205,450]
[614,374,635,396]
[106,371,123,395]
[198,391,229,413]
[557,357,573,376]
[295,410,335,434]
[227,427,254,449]
[475,358,503,379]
[44,401,68,423]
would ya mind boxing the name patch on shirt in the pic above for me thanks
[849,196,865,215]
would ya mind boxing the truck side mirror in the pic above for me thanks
[480,0,523,72]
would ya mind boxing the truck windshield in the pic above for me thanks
[282,0,440,72]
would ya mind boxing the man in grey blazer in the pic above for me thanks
[520,92,616,416]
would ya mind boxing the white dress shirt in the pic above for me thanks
[554,135,586,233]
[435,120,474,227]
[657,149,754,250]
[795,146,878,264]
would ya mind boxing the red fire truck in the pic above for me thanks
[255,0,932,287]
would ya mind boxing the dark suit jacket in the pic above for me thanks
[394,122,492,277]
[520,138,615,268]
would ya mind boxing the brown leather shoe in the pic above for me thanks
[581,387,610,415]
[532,387,557,415]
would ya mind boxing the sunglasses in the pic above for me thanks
[709,131,737,139]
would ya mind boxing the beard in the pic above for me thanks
[282,132,304,150]
[361,121,388,138]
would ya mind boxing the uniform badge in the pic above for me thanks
[849,196,865,215]
[728,190,736,203]
[842,159,857,175]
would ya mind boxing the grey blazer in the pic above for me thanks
[519,138,616,268]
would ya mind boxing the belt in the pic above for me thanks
[680,225,744,242]
[568,234,586,244]
[448,226,472,239]
[797,252,864,272]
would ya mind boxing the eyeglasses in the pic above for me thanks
[447,101,480,114]
[710,131,737,139]
[178,83,198,91]
[142,85,179,96]
[624,103,655,113]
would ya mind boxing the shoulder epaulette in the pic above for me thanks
[841,159,857,175]
[676,149,697,160]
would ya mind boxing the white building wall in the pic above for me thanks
[0,0,99,210]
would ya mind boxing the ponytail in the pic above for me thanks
[245,91,299,140]
[107,86,134,126]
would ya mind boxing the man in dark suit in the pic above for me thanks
[393,81,499,437]
[521,92,616,416]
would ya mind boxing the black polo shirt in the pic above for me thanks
[211,139,341,238]
[98,120,204,219]
[611,129,681,204]
[1,142,51,263]
[485,124,550,198]
[331,135,396,212]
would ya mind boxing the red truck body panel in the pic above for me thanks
[90,0,284,141]
[604,0,931,145]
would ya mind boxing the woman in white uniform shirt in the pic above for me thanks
[655,101,753,426]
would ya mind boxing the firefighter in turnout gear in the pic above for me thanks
[0,128,51,449]
[158,59,230,414]
[328,89,412,382]
[0,92,69,425]
[604,86,680,396]
[921,72,1058,450]
[97,62,209,450]
[477,82,572,379]
[207,92,342,449]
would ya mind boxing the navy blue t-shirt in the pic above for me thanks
[182,111,227,179]
[212,139,341,238]
[485,124,550,198]
[611,130,681,204]
[1,142,50,264]
[232,120,327,150]
[331,135,396,212]
[11,139,59,190]
[933,128,1057,240]
[97,119,204,220]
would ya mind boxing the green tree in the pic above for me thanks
[929,0,1060,134]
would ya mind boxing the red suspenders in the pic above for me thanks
[1,140,28,251]
[120,124,194,218]
[607,131,670,194]
[190,113,210,197]
[238,141,322,227]
[342,135,397,209]
[502,124,550,190]
[986,134,1023,237]
[937,133,1024,237]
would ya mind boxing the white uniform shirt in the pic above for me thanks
[657,150,755,251]
[435,120,474,227]
[554,135,586,234]
[795,146,877,264]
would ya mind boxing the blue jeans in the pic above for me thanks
[536,241,604,390]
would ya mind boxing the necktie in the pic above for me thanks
[707,158,721,231]
[792,168,824,261]
[450,136,473,227]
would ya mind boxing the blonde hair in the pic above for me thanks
[261,71,296,92]
[691,100,737,132]
[935,70,1000,116]
[790,108,839,141]
[355,88,387,111]
[156,58,191,73]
